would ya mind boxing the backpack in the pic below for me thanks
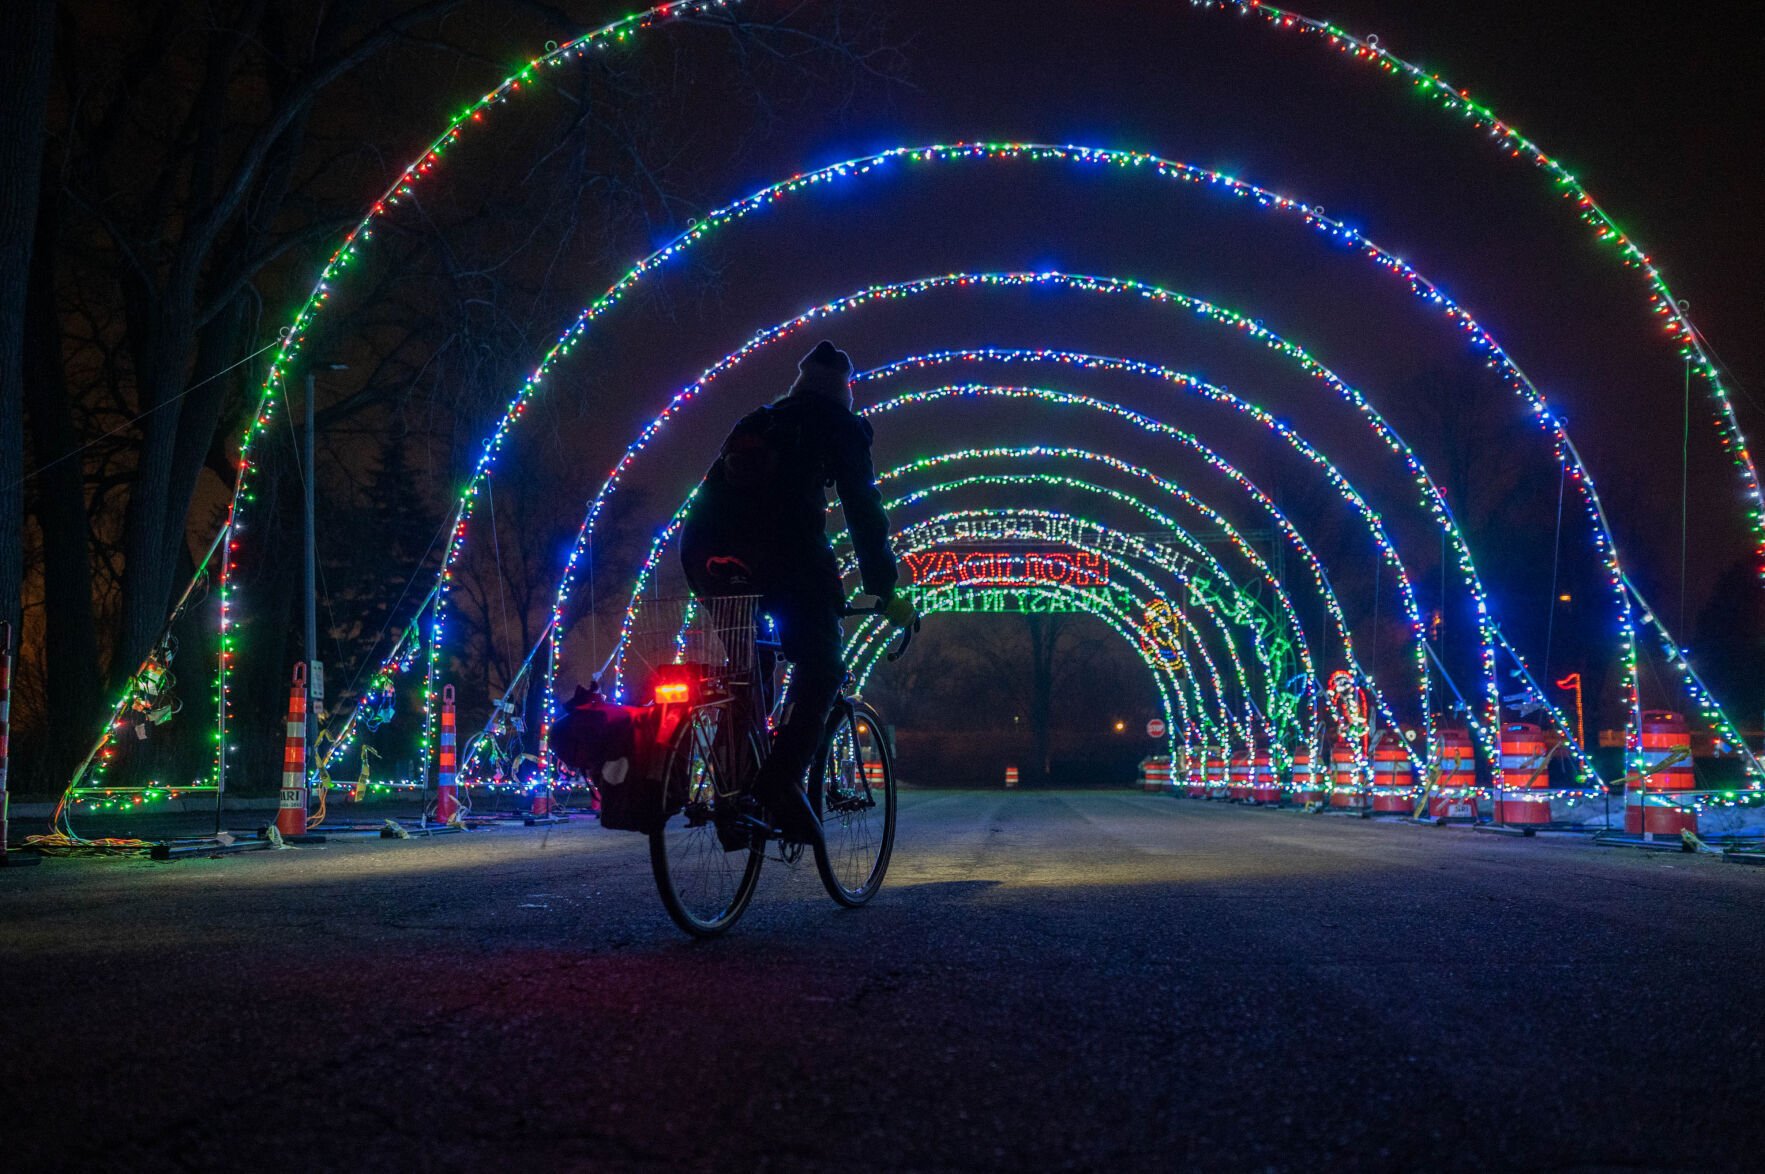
[551,683,673,833]
[717,404,817,492]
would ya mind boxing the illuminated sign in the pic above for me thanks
[901,515,1199,573]
[902,583,1139,615]
[904,548,1109,588]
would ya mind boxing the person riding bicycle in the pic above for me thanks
[681,340,916,847]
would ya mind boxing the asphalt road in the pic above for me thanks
[4,791,1762,1172]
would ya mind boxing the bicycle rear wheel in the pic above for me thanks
[650,706,764,937]
[813,701,896,906]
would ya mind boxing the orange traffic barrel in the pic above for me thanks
[1228,751,1251,801]
[1004,764,1019,789]
[1290,750,1325,806]
[1142,757,1172,793]
[1626,711,1697,835]
[1371,736,1415,813]
[1205,748,1230,800]
[1184,750,1207,797]
[1427,725,1480,820]
[1329,739,1367,808]
[1495,721,1556,825]
[1251,748,1280,804]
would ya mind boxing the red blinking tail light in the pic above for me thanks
[651,663,699,705]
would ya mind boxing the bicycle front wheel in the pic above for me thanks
[813,701,896,906]
[650,706,764,937]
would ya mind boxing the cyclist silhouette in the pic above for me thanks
[681,340,916,847]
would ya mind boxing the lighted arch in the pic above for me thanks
[854,346,1578,771]
[864,470,1316,758]
[847,510,1296,770]
[875,450,1332,763]
[852,571,1193,771]
[858,381,1442,748]
[870,512,1256,758]
[877,473,1306,727]
[309,138,1751,781]
[841,534,1198,769]
[604,465,1290,768]
[536,275,1508,767]
[1193,0,1761,592]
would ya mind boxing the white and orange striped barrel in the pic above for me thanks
[1205,748,1230,799]
[1627,711,1697,835]
[1004,764,1019,789]
[863,760,886,789]
[1426,726,1480,820]
[275,663,309,837]
[1183,749,1206,797]
[1371,736,1414,813]
[1290,750,1324,805]
[1228,751,1251,801]
[1495,721,1556,825]
[1142,757,1172,793]
[1329,739,1366,808]
[1250,748,1280,804]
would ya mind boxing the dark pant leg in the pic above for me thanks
[756,593,844,793]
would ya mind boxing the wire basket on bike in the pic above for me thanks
[619,593,761,698]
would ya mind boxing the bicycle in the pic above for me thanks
[638,595,913,938]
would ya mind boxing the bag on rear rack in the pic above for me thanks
[551,683,672,833]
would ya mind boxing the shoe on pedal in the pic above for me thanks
[715,797,763,853]
[755,779,824,850]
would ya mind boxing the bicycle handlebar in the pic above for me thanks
[839,598,919,662]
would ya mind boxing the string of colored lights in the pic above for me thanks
[590,395,1411,791]
[867,449,1331,774]
[179,1,738,794]
[856,352,1609,782]
[866,382,1435,771]
[1186,4,1765,780]
[1191,0,1764,595]
[857,351,1516,757]
[605,437,1346,782]
[853,510,1263,766]
[845,560,1193,771]
[599,425,1351,782]
[541,273,1448,776]
[863,447,1406,778]
[321,141,1730,788]
[875,473,1297,746]
[610,491,1247,763]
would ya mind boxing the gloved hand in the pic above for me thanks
[881,593,918,630]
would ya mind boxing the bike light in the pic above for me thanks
[651,663,698,705]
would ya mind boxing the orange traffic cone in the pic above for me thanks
[275,663,309,838]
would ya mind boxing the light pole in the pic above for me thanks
[304,364,347,760]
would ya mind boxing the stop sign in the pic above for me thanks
[1146,718,1167,738]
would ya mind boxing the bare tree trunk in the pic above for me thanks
[114,295,200,687]
[25,205,103,779]
[0,0,55,637]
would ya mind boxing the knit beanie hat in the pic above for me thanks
[789,340,854,402]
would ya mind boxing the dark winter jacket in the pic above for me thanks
[681,392,897,601]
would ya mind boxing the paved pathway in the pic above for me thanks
[5,791,1761,1170]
